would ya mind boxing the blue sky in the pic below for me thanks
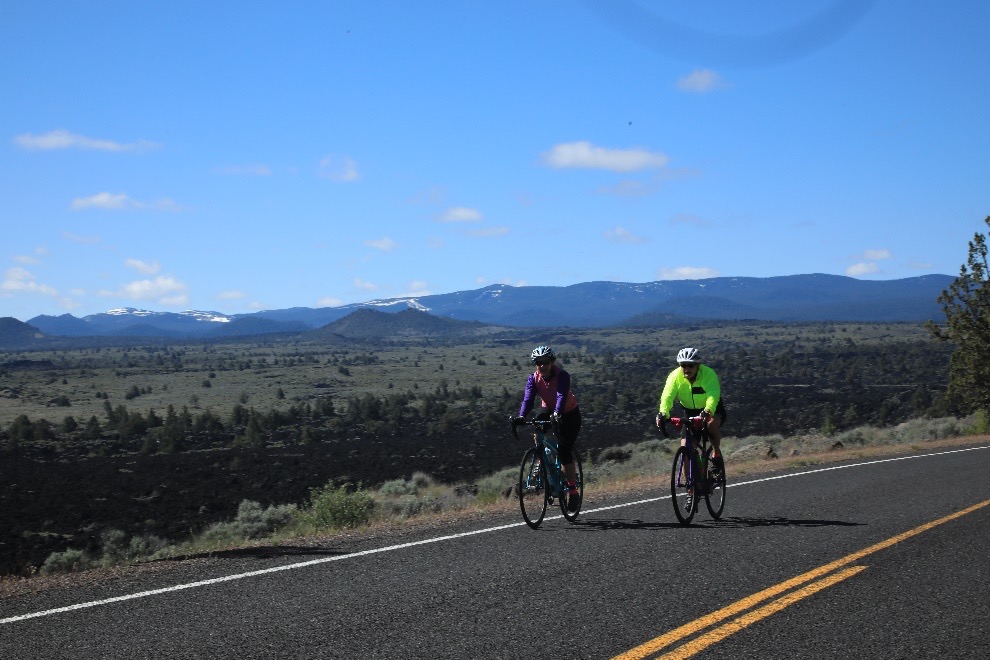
[2,0,988,321]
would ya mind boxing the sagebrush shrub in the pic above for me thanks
[297,484,374,530]
[41,548,88,575]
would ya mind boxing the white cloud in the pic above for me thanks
[863,249,891,260]
[657,266,720,280]
[439,207,482,223]
[404,281,430,296]
[317,296,344,307]
[541,141,668,172]
[150,198,186,212]
[160,294,188,306]
[14,254,41,265]
[354,278,379,291]
[676,69,727,93]
[604,226,648,244]
[73,192,130,210]
[213,164,272,176]
[1,267,57,296]
[99,276,189,306]
[846,262,879,276]
[125,259,161,275]
[71,193,185,212]
[318,155,360,182]
[13,129,158,152]
[366,237,398,251]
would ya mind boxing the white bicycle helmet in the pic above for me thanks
[531,345,556,363]
[676,347,701,364]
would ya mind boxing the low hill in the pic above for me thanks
[310,308,497,339]
[0,317,46,349]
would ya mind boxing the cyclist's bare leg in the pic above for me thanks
[563,462,577,485]
[678,439,693,494]
[707,417,722,458]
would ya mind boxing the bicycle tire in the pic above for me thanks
[560,451,584,522]
[670,446,697,525]
[519,447,548,529]
[704,446,726,519]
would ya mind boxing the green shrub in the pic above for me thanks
[379,479,417,496]
[41,548,89,575]
[474,467,517,503]
[127,534,168,559]
[199,500,298,544]
[96,528,169,563]
[599,446,633,463]
[410,471,433,489]
[378,472,435,497]
[297,484,375,530]
[382,494,440,518]
[964,409,990,435]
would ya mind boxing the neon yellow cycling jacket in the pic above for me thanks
[658,364,721,417]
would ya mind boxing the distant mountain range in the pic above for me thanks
[3,273,953,348]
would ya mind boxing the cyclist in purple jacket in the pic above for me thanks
[517,345,582,512]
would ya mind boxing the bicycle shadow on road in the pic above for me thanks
[698,516,866,529]
[567,516,864,531]
[569,517,688,531]
[162,544,350,562]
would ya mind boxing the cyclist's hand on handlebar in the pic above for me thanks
[550,411,561,425]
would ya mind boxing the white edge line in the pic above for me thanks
[3,444,987,625]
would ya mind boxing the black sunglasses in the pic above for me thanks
[534,359,552,366]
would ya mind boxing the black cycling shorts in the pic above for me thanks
[684,400,727,426]
[536,408,581,465]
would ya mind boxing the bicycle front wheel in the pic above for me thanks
[560,451,584,522]
[670,446,697,526]
[519,447,548,529]
[704,446,726,519]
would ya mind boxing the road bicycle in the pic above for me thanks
[659,414,726,525]
[510,417,584,529]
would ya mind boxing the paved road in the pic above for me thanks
[3,445,989,659]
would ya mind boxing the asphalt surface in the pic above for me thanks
[3,444,989,659]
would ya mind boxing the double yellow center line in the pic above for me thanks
[614,499,990,660]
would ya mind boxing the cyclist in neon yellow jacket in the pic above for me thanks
[656,347,726,468]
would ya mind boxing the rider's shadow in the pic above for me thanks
[711,516,866,529]
[160,545,349,562]
[563,516,864,531]
[568,518,685,531]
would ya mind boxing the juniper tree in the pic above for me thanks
[928,215,990,413]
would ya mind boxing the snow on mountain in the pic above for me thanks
[101,308,231,323]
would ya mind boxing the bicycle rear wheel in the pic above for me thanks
[560,451,584,522]
[670,446,697,525]
[519,447,548,529]
[704,446,726,519]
